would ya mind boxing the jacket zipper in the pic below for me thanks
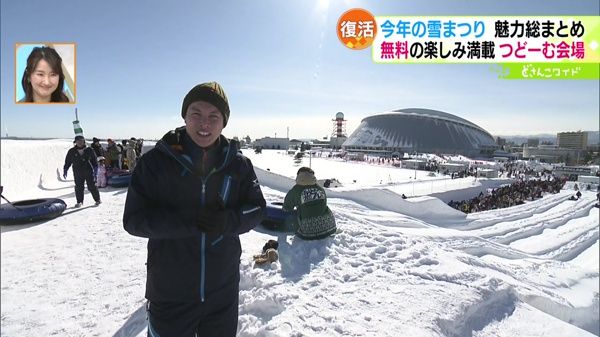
[158,139,236,303]
[197,146,230,303]
[200,181,206,302]
[200,232,206,302]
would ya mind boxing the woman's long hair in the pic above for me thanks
[21,46,70,102]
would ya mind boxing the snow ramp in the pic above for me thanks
[254,167,467,225]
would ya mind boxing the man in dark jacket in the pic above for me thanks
[64,135,101,207]
[118,140,127,169]
[123,82,266,337]
[91,137,105,158]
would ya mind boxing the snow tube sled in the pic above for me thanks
[0,198,67,225]
[261,201,297,232]
[107,173,132,188]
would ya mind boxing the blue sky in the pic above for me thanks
[1,0,598,141]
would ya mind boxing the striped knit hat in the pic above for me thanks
[181,82,230,127]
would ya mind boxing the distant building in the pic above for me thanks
[288,139,303,149]
[502,144,523,155]
[330,136,347,149]
[523,145,582,164]
[478,168,498,178]
[343,108,498,157]
[527,138,539,147]
[253,137,289,150]
[440,162,467,173]
[557,131,587,150]
[402,159,427,170]
[586,131,599,151]
[496,137,506,147]
[311,139,330,148]
[492,150,520,160]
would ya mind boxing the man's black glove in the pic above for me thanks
[197,208,230,234]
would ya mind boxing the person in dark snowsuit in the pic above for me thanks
[123,82,266,337]
[91,137,105,157]
[119,140,127,170]
[63,135,101,207]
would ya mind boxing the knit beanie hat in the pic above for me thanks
[296,169,317,186]
[181,82,230,127]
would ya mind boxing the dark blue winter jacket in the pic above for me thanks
[63,145,98,175]
[123,127,266,302]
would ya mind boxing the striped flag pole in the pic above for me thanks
[73,108,83,136]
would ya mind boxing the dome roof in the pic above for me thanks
[343,108,497,156]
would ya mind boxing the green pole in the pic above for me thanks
[73,108,83,136]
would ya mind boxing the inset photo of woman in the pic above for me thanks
[15,43,76,104]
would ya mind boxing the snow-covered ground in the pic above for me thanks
[1,140,598,337]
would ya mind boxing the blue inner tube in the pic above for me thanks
[262,201,297,231]
[0,198,67,225]
[108,173,132,187]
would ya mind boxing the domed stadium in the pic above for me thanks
[343,108,498,157]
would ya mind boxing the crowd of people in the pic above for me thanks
[90,137,143,171]
[448,176,567,213]
[63,136,143,204]
[90,137,144,188]
[356,154,562,182]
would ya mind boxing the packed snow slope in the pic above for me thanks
[1,140,598,337]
